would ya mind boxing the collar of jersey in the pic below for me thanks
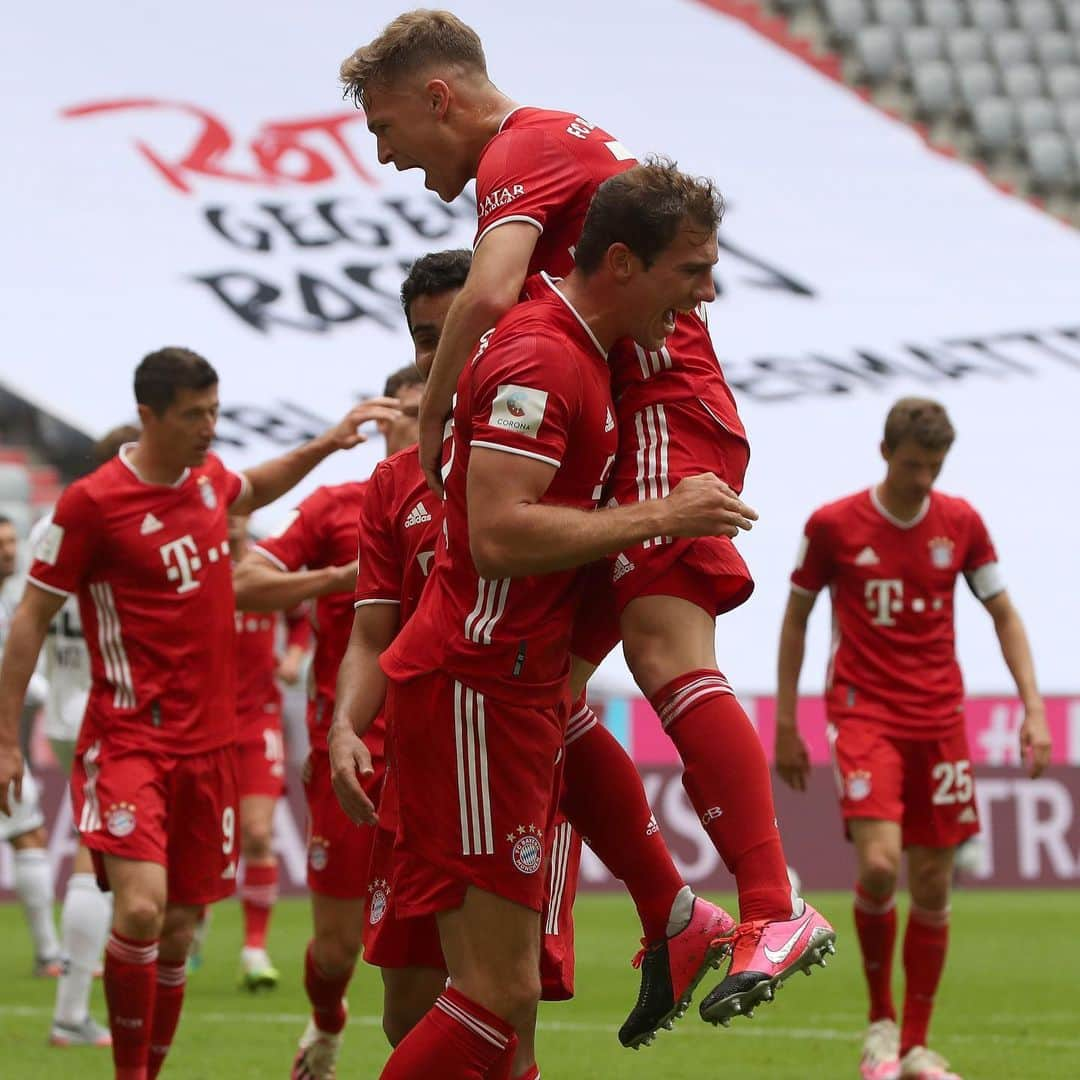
[497,105,528,133]
[119,443,191,489]
[538,272,608,362]
[869,485,930,530]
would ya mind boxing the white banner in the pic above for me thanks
[3,0,1078,695]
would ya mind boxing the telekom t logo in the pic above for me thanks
[160,535,202,594]
[865,579,903,626]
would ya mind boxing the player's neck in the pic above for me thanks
[875,481,927,523]
[125,439,188,486]
[467,89,520,164]
[554,272,619,354]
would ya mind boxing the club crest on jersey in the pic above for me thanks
[928,536,955,569]
[846,771,872,802]
[106,802,137,838]
[368,879,390,925]
[197,476,218,510]
[308,836,329,872]
[507,824,544,875]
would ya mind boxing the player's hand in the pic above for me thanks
[1019,702,1052,779]
[326,398,404,451]
[775,725,811,792]
[321,561,359,596]
[662,474,758,539]
[0,744,25,815]
[327,721,378,826]
[417,391,448,497]
[275,651,302,686]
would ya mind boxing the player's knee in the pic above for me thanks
[117,893,166,939]
[493,967,542,1028]
[312,932,361,977]
[860,850,900,896]
[908,864,951,910]
[382,1003,420,1048]
[622,630,677,697]
[241,822,273,861]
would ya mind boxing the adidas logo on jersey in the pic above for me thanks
[957,806,978,824]
[604,408,615,433]
[140,513,164,536]
[404,502,432,529]
[854,546,880,566]
[612,553,635,582]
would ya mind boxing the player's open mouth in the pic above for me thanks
[662,308,676,334]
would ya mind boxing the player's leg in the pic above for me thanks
[49,735,112,1046]
[380,886,535,1079]
[560,691,734,1048]
[238,792,280,990]
[147,902,201,1080]
[381,967,449,1047]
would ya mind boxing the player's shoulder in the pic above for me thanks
[374,446,421,486]
[63,457,125,505]
[928,489,984,526]
[308,480,368,514]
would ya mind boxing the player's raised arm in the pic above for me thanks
[233,550,356,613]
[981,590,1050,777]
[232,398,402,515]
[0,583,66,810]
[328,604,400,826]
[775,588,817,793]
[417,223,538,494]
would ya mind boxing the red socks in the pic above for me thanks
[901,904,950,1055]
[147,961,186,1079]
[380,988,518,1079]
[854,883,898,1022]
[650,669,791,922]
[104,930,159,1079]
[304,942,352,1035]
[241,862,278,950]
[561,698,685,943]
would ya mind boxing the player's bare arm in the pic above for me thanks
[0,583,66,811]
[982,589,1050,778]
[233,552,357,612]
[418,223,539,493]
[232,398,402,515]
[468,449,757,580]
[327,603,399,826]
[775,588,817,793]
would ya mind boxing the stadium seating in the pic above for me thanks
[793,0,1080,210]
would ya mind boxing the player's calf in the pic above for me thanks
[698,900,836,1026]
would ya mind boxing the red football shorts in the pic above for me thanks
[72,738,238,905]
[828,717,981,849]
[304,748,383,899]
[387,670,566,918]
[364,815,581,1001]
[236,711,286,800]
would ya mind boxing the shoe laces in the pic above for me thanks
[863,1020,899,1062]
[708,918,768,953]
[631,938,656,970]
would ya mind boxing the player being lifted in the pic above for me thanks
[776,398,1050,1080]
[232,366,424,1080]
[0,347,399,1080]
[340,9,833,1037]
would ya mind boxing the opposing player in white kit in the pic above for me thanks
[0,514,63,980]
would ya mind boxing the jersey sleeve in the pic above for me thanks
[354,465,404,608]
[961,503,1004,601]
[468,331,577,469]
[474,128,581,248]
[205,452,249,507]
[27,482,101,598]
[253,490,325,572]
[790,508,835,595]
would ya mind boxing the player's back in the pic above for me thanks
[475,107,746,448]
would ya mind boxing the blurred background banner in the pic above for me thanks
[2,0,1078,703]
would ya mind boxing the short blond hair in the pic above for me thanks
[883,397,955,452]
[340,9,486,108]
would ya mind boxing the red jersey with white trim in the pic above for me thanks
[474,106,747,458]
[353,446,441,625]
[381,275,618,705]
[253,483,366,742]
[234,611,280,729]
[28,448,245,755]
[791,488,1001,734]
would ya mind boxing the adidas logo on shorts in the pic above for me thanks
[404,502,432,529]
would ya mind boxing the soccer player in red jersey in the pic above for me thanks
[349,163,756,1080]
[341,11,833,1035]
[228,512,310,991]
[776,398,1051,1080]
[0,346,400,1080]
[232,367,425,1079]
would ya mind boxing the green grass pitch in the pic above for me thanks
[2,890,1076,1077]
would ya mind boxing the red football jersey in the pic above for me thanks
[28,448,246,755]
[234,611,280,730]
[791,488,1002,734]
[353,446,441,625]
[381,274,618,705]
[253,482,366,742]
[474,106,747,460]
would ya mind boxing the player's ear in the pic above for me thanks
[427,79,451,120]
[879,440,890,464]
[606,242,635,282]
[135,402,157,429]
